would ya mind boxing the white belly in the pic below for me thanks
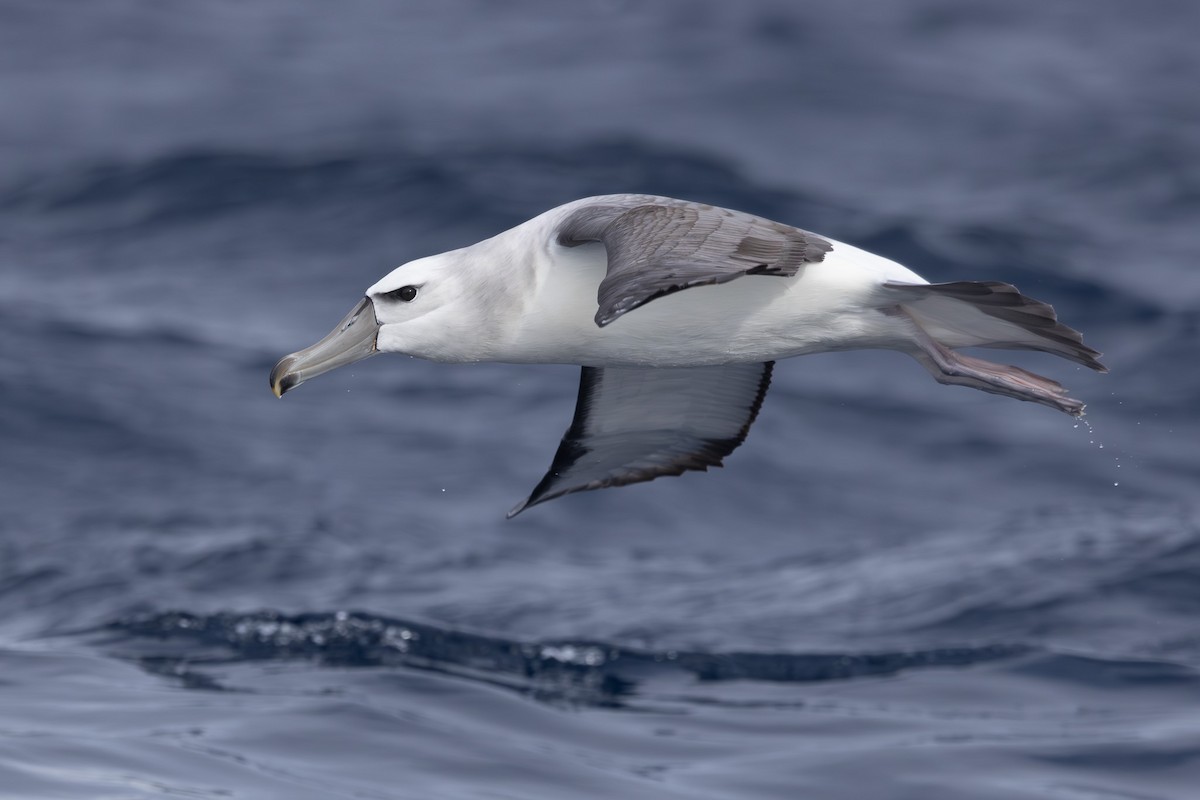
[504,238,928,367]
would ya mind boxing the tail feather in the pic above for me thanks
[883,280,1107,373]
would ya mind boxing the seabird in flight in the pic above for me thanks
[269,194,1105,517]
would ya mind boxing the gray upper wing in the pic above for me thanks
[507,361,773,517]
[555,196,832,327]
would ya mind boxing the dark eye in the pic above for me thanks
[383,285,418,302]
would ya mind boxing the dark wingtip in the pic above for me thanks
[1061,395,1087,417]
[594,303,635,327]
[506,496,534,519]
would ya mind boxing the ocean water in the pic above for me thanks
[2,1,1199,797]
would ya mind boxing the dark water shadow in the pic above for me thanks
[87,609,1036,708]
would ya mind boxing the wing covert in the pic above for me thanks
[556,197,831,326]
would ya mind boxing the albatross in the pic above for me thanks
[270,194,1105,517]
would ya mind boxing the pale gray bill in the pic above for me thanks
[270,297,379,397]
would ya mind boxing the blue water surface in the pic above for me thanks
[1,1,1199,797]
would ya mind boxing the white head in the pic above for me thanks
[367,252,489,361]
[270,247,516,397]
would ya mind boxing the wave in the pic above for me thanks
[0,141,812,230]
[95,610,1032,705]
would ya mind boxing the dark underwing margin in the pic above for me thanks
[556,196,831,327]
[508,362,774,517]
